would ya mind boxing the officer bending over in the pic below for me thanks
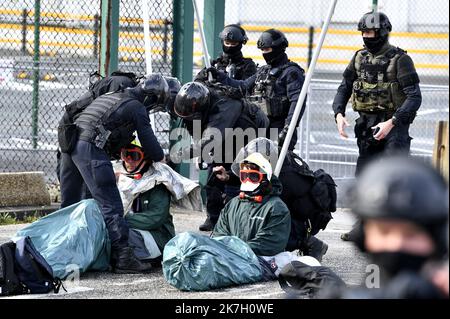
[59,74,169,274]
[173,81,269,231]
[208,29,306,150]
[333,11,422,175]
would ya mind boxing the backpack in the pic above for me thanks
[0,242,24,296]
[14,237,62,294]
[282,151,337,234]
[278,261,346,298]
[57,70,140,153]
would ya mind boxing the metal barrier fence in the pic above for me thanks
[0,0,174,183]
[298,80,450,179]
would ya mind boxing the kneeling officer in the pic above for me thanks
[60,73,169,273]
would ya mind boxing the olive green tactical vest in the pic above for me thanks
[352,44,407,113]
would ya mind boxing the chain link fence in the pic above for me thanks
[0,0,174,183]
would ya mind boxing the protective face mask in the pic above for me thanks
[370,251,430,279]
[223,43,242,56]
[363,36,388,54]
[240,181,260,192]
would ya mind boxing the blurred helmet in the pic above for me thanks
[219,24,248,44]
[350,155,449,256]
[358,11,392,37]
[174,82,210,120]
[164,76,182,117]
[257,29,289,50]
[141,73,170,111]
[231,138,279,177]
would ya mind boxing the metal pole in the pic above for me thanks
[192,0,211,68]
[93,14,100,59]
[99,0,120,76]
[275,0,338,177]
[21,9,27,55]
[31,0,41,149]
[142,0,153,74]
[305,85,312,163]
[307,26,314,67]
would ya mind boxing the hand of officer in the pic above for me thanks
[336,113,350,139]
[206,67,226,82]
[213,166,230,182]
[277,125,289,147]
[372,119,394,141]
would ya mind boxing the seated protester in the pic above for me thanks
[116,138,177,266]
[212,152,291,257]
[220,138,332,262]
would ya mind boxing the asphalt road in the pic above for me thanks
[0,208,368,299]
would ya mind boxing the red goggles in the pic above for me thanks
[239,169,264,184]
[120,147,144,163]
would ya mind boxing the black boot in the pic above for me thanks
[199,217,215,232]
[305,236,328,262]
[114,247,153,274]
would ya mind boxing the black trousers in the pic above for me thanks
[355,114,412,176]
[205,163,240,225]
[60,140,129,251]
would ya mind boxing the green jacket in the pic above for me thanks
[212,176,291,256]
[125,184,175,251]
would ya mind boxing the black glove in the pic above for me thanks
[205,67,226,82]
[278,125,289,147]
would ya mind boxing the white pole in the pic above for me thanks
[142,0,153,74]
[192,0,211,69]
[274,0,338,177]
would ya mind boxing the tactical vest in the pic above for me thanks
[248,62,302,118]
[215,56,254,80]
[352,46,407,113]
[75,92,135,156]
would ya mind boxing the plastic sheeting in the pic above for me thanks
[163,232,263,291]
[115,162,202,213]
[13,199,110,279]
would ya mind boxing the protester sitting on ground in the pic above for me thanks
[213,138,333,262]
[115,137,176,267]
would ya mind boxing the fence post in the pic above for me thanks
[171,0,194,178]
[432,121,449,183]
[99,0,120,76]
[21,9,28,55]
[204,0,225,60]
[93,14,100,59]
[307,26,314,67]
[32,0,41,149]
[163,19,170,63]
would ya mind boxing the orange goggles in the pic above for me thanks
[120,147,144,163]
[239,169,264,184]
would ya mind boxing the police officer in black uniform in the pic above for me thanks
[197,24,256,81]
[333,12,422,176]
[208,29,306,150]
[323,156,449,299]
[173,81,269,231]
[59,74,169,274]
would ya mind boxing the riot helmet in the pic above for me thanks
[358,11,392,53]
[350,155,449,258]
[220,24,248,56]
[219,24,248,44]
[174,82,210,121]
[141,73,170,111]
[164,76,182,117]
[257,29,289,65]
